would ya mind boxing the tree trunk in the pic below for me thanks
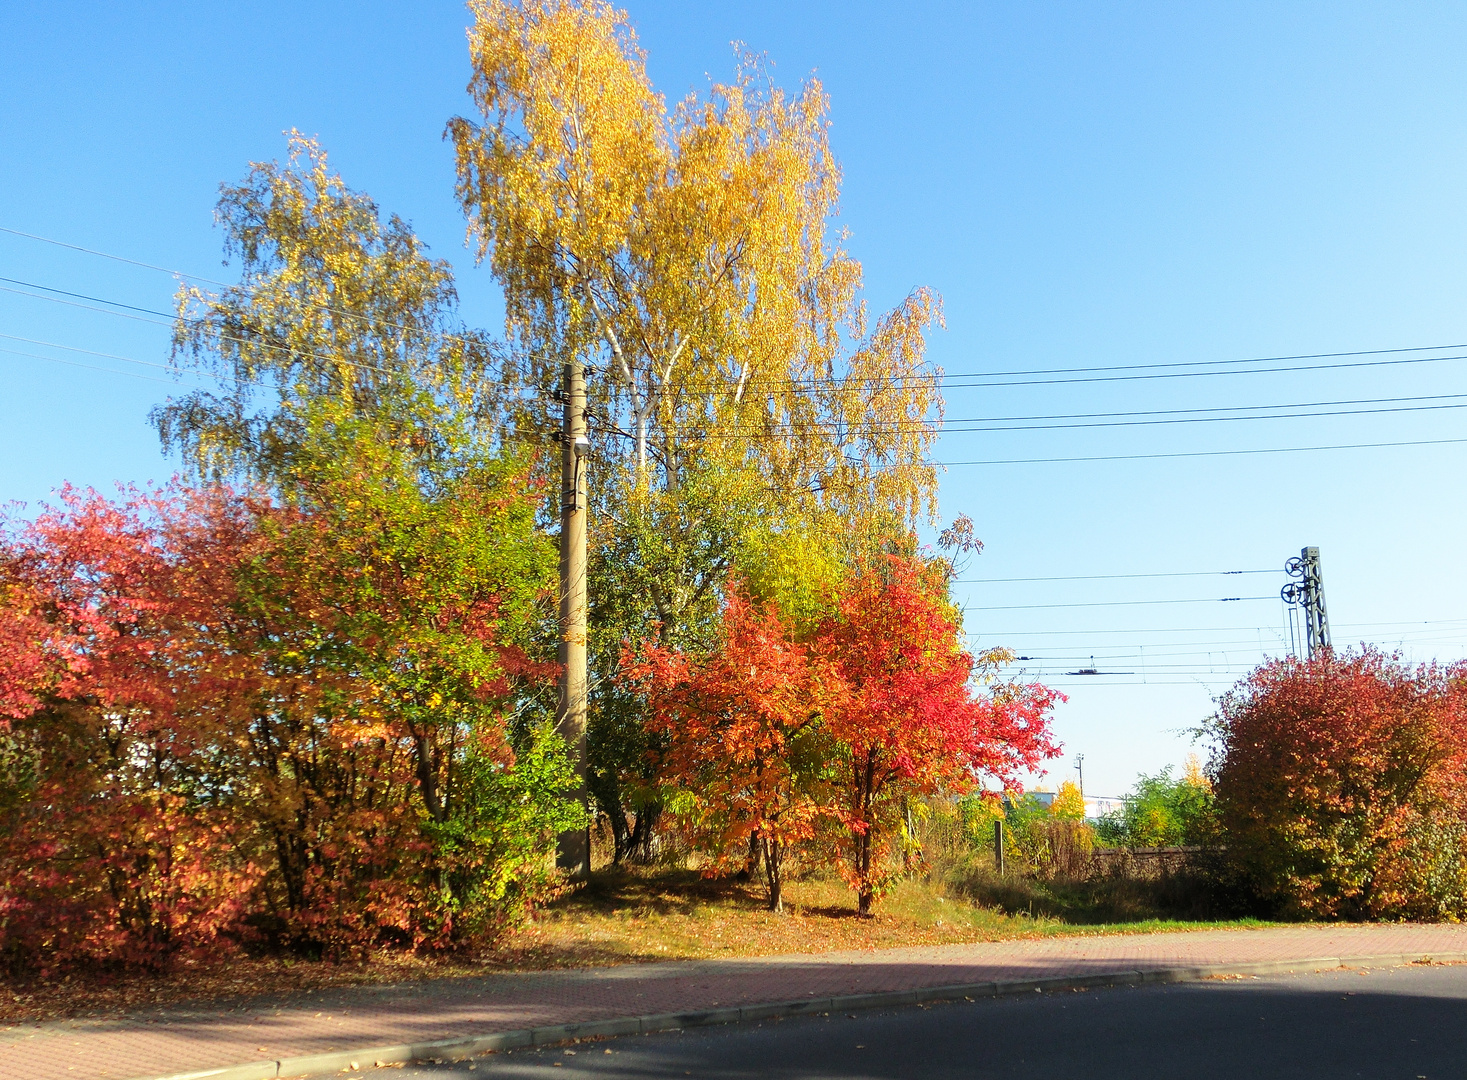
[761,835,784,913]
[856,826,874,916]
[855,752,877,916]
[608,799,632,865]
[626,801,662,864]
[736,830,762,882]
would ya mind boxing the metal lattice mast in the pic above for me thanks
[1282,546,1332,658]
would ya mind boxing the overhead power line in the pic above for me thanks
[948,393,1467,426]
[967,595,1274,611]
[1,332,193,375]
[7,227,1467,390]
[697,391,1467,440]
[960,569,1274,583]
[973,618,1467,637]
[0,279,452,382]
[0,225,235,285]
[0,345,177,385]
[935,437,1467,466]
[0,225,484,349]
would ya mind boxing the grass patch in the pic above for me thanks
[506,862,1271,969]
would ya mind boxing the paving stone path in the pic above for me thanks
[5,923,1467,1080]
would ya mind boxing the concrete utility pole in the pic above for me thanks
[1282,546,1332,659]
[555,358,591,877]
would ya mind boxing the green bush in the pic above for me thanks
[1094,768,1215,848]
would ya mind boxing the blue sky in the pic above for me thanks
[3,1,1466,795]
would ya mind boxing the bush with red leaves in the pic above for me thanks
[1210,648,1467,920]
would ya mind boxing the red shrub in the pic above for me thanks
[1211,648,1467,919]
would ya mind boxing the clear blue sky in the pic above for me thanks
[3,1,1466,796]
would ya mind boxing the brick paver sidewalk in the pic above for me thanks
[5,923,1467,1080]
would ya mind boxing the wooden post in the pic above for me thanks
[555,357,590,877]
[994,819,1005,876]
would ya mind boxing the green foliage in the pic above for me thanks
[1094,768,1216,848]
[429,723,589,939]
[1000,795,1096,878]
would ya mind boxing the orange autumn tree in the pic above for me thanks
[625,586,825,912]
[818,553,1062,914]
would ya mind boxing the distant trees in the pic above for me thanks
[1094,765,1214,848]
[1050,780,1086,821]
[1208,648,1467,920]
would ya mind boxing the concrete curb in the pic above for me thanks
[147,950,1467,1080]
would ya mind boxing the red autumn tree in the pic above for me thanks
[816,553,1062,914]
[1210,648,1467,919]
[0,485,268,968]
[626,585,825,912]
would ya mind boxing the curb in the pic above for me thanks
[147,950,1467,1080]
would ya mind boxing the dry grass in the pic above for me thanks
[1,865,1266,1025]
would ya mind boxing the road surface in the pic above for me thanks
[390,962,1467,1079]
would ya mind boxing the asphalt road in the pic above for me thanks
[388,962,1467,1080]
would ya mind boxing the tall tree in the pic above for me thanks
[448,0,947,849]
[155,133,503,489]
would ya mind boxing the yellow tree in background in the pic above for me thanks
[1051,780,1086,821]
[158,134,502,489]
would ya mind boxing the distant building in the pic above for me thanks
[1083,796,1126,820]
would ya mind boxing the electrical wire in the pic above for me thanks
[947,393,1467,425]
[7,229,1467,391]
[933,437,1467,466]
[966,595,1274,611]
[0,345,177,384]
[0,225,485,349]
[0,332,193,375]
[682,391,1467,440]
[959,569,1275,583]
[971,619,1467,636]
[0,280,459,383]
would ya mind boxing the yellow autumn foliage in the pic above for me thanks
[449,0,945,556]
